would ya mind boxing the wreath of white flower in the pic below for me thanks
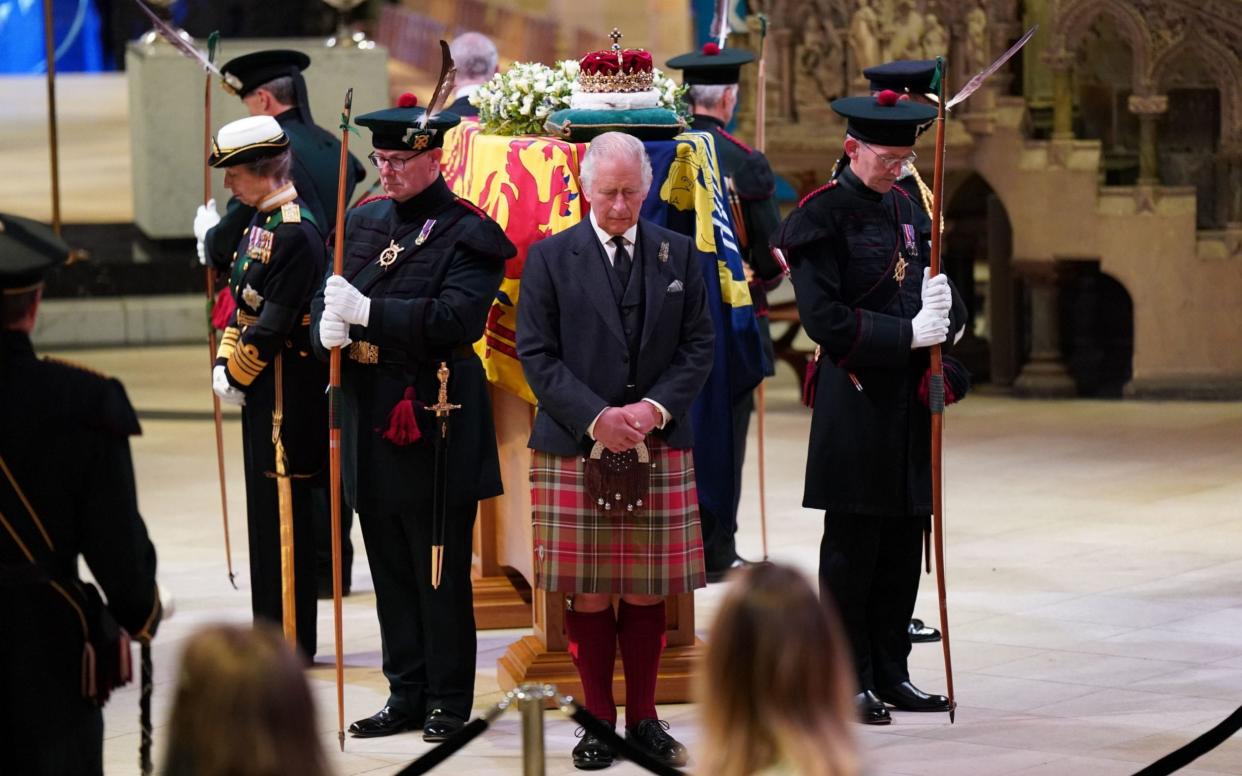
[471,60,688,136]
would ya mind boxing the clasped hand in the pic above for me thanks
[594,402,661,453]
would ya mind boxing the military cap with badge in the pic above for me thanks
[0,212,69,297]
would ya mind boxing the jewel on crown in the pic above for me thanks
[577,27,655,94]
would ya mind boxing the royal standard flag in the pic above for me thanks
[443,123,588,404]
[641,132,766,525]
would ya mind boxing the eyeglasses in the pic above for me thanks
[368,152,419,171]
[857,142,917,169]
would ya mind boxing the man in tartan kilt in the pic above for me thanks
[517,132,715,770]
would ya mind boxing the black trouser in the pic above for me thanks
[819,512,926,691]
[358,502,477,721]
[312,483,353,590]
[701,390,756,568]
[242,412,318,659]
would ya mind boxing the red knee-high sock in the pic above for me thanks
[617,599,666,728]
[564,606,618,725]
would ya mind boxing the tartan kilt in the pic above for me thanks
[531,438,706,595]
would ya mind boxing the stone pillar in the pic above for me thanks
[1013,261,1076,397]
[1043,49,1075,140]
[1128,94,1168,185]
[1220,142,1242,227]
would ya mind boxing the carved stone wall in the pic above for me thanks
[740,0,1242,394]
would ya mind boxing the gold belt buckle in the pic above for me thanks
[348,341,379,365]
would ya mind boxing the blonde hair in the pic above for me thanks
[161,623,331,776]
[698,563,860,776]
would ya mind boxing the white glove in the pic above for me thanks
[318,310,352,349]
[920,267,952,311]
[194,200,221,267]
[324,275,371,326]
[212,364,246,407]
[910,305,950,349]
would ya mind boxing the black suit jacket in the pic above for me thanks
[517,218,715,456]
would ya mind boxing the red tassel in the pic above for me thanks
[210,288,236,330]
[382,387,422,446]
[801,354,819,408]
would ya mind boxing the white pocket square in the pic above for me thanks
[666,279,684,294]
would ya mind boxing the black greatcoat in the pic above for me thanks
[0,333,160,775]
[775,164,966,517]
[216,195,327,658]
[310,176,513,720]
[310,178,512,513]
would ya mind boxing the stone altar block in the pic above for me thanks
[126,37,388,239]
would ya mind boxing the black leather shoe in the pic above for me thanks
[572,726,615,770]
[625,718,689,767]
[348,706,419,738]
[705,556,749,584]
[876,681,952,712]
[422,708,467,742]
[909,617,941,643]
[855,690,892,725]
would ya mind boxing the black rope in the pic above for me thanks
[139,641,153,775]
[1132,706,1242,776]
[395,718,490,775]
[565,703,686,776]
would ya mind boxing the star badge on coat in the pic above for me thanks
[378,240,405,268]
[242,283,263,310]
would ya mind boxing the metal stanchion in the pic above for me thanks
[395,683,684,776]
[516,684,555,776]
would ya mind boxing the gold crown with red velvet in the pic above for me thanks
[577,28,655,94]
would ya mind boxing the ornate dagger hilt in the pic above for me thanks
[428,361,460,433]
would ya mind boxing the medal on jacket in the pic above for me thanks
[246,228,274,263]
[895,224,917,283]
[378,239,405,268]
[415,219,436,246]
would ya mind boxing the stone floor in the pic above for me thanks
[60,343,1242,776]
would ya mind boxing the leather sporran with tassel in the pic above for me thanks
[583,440,652,515]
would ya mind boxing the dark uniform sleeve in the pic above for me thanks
[205,197,256,271]
[781,205,914,369]
[78,380,161,641]
[218,226,318,389]
[734,153,784,282]
[364,217,513,360]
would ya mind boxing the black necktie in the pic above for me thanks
[611,236,632,285]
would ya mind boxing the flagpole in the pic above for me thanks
[42,0,62,234]
[753,14,770,560]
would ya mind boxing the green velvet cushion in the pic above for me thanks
[545,108,686,141]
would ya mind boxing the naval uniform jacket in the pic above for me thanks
[215,190,328,481]
[206,109,367,271]
[310,176,515,515]
[517,218,715,456]
[774,164,966,516]
[0,332,160,773]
